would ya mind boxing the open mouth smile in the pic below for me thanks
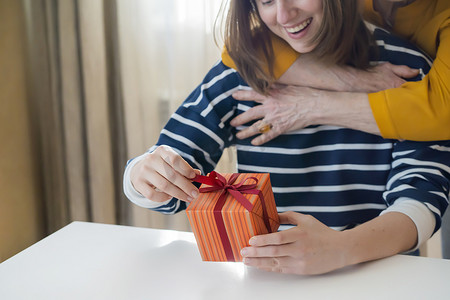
[285,18,312,34]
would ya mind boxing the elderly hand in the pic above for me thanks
[240,212,348,275]
[130,145,200,203]
[352,62,420,93]
[231,62,419,145]
[230,85,320,145]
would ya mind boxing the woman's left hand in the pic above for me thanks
[240,211,348,275]
[230,85,320,145]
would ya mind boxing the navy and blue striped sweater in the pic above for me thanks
[125,27,449,234]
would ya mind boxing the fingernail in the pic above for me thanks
[240,248,248,257]
[187,196,193,202]
[191,190,199,198]
[249,237,257,245]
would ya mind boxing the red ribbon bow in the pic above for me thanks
[193,171,271,261]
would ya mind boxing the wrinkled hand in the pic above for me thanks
[130,145,200,203]
[240,212,347,275]
[356,62,419,93]
[231,62,418,145]
[230,85,320,145]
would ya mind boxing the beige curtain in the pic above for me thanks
[22,0,124,232]
[22,0,235,234]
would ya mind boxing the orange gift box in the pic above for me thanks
[186,172,280,262]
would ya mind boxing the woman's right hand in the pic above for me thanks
[353,62,420,93]
[130,145,200,203]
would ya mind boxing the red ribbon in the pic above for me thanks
[193,171,271,261]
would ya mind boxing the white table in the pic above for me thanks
[1,222,449,300]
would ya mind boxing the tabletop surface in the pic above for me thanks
[1,221,449,300]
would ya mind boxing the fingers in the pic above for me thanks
[388,63,420,79]
[235,119,264,140]
[250,126,282,146]
[243,256,303,274]
[230,89,283,143]
[151,161,198,202]
[230,89,268,127]
[235,119,282,146]
[230,105,266,127]
[131,146,199,203]
[247,212,304,246]
[158,145,196,179]
[278,211,303,225]
[133,177,172,203]
[249,228,295,248]
[241,243,294,258]
[232,89,266,102]
[152,146,199,202]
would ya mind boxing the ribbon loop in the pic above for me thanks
[194,172,259,211]
[193,172,271,231]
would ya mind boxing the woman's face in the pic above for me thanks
[255,0,323,54]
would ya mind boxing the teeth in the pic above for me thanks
[286,18,311,33]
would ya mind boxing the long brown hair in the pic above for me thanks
[223,0,374,94]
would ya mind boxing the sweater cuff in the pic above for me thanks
[368,91,398,139]
[380,197,436,252]
[123,153,172,209]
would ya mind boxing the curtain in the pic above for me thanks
[22,0,234,234]
[22,0,126,232]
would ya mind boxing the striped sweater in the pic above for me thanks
[124,27,450,244]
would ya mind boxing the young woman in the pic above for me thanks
[124,0,449,274]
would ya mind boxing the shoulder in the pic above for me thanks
[202,60,246,86]
[367,22,433,75]
[179,60,247,111]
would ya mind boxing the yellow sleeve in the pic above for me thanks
[221,34,300,80]
[362,0,384,27]
[369,22,450,141]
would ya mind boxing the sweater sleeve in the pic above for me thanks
[381,198,435,251]
[382,140,450,237]
[123,61,243,214]
[369,21,450,141]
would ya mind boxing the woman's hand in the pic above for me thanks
[130,145,200,203]
[240,212,348,275]
[351,62,420,93]
[241,211,418,275]
[230,85,320,145]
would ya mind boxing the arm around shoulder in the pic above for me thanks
[370,26,450,141]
